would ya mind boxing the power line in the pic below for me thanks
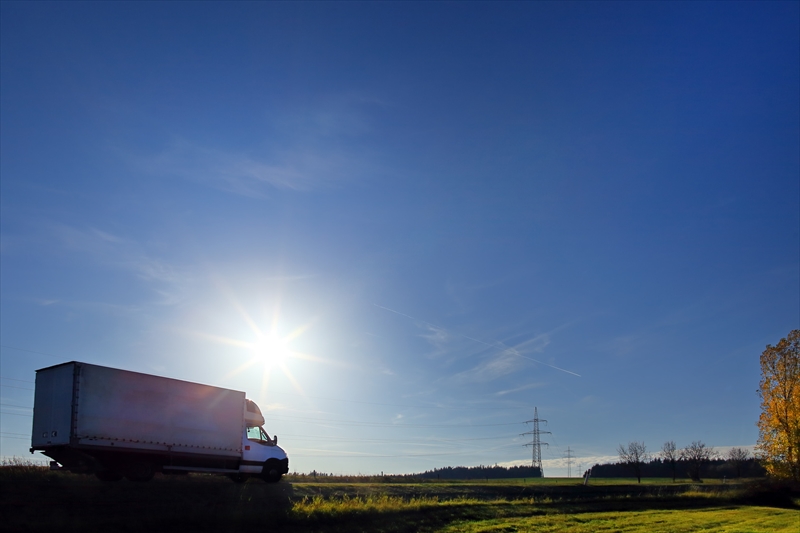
[0,403,32,409]
[0,345,62,359]
[262,389,529,411]
[280,432,521,444]
[264,414,524,429]
[0,377,35,383]
[290,443,519,459]
[0,384,34,391]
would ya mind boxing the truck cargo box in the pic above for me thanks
[32,362,245,458]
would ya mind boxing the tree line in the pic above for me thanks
[613,441,759,483]
[592,455,765,481]
[412,465,542,480]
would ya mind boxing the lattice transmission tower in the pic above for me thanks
[521,407,551,477]
[564,446,574,478]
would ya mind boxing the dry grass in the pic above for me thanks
[0,457,51,480]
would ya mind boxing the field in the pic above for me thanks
[2,465,798,532]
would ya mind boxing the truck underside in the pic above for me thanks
[39,445,289,483]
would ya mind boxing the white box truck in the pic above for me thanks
[30,361,289,483]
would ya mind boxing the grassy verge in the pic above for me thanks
[3,462,797,532]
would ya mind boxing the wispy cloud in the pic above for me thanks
[541,455,619,470]
[125,257,187,285]
[261,403,288,412]
[713,445,757,456]
[506,333,550,354]
[54,225,124,253]
[420,324,449,347]
[51,224,193,305]
[135,95,387,197]
[451,352,526,384]
[498,455,619,470]
[143,138,384,198]
[374,304,581,377]
[140,141,318,196]
[26,297,143,317]
[495,382,545,396]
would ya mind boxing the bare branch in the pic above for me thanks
[618,441,649,483]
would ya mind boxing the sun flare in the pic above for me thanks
[254,333,291,369]
[182,294,335,404]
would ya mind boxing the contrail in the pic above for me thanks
[373,304,581,377]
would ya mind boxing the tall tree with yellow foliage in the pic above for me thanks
[756,329,800,482]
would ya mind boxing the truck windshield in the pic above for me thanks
[246,426,271,443]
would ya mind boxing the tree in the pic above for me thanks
[617,441,649,483]
[726,447,749,479]
[756,329,800,482]
[661,441,679,482]
[681,441,717,481]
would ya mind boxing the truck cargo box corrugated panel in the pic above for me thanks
[75,364,244,456]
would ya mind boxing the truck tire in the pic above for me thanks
[95,470,123,482]
[124,461,155,482]
[262,460,283,483]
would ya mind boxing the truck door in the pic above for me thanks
[32,363,75,448]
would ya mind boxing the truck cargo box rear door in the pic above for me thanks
[32,363,75,447]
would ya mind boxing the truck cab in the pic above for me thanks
[239,399,289,482]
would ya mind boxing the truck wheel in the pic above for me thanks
[124,461,155,482]
[262,460,282,483]
[95,470,123,482]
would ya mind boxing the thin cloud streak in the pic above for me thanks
[451,352,524,384]
[140,141,315,195]
[374,304,580,377]
[136,134,378,198]
[48,224,195,304]
[496,382,545,396]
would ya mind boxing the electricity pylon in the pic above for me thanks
[521,407,551,477]
[565,446,574,478]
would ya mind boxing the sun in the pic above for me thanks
[184,297,331,400]
[253,333,291,369]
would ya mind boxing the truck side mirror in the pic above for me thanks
[274,435,278,445]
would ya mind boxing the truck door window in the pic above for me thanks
[246,426,262,441]
[246,426,272,443]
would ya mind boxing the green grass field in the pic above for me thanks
[2,463,798,532]
[436,504,798,533]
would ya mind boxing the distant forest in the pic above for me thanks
[411,465,542,480]
[590,458,765,479]
[403,458,765,481]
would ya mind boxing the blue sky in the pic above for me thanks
[1,1,798,476]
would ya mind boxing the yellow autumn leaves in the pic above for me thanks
[756,329,800,482]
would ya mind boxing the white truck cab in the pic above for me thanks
[237,400,288,482]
